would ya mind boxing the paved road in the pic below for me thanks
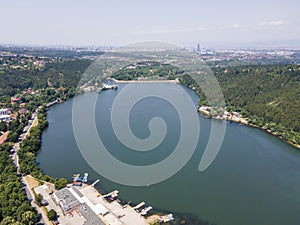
[10,110,50,225]
[21,177,48,225]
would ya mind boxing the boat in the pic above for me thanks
[102,83,118,90]
[76,176,83,182]
[72,181,82,187]
[82,173,88,183]
[72,174,80,182]
[159,214,174,223]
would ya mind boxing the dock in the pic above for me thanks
[91,179,100,187]
[133,202,145,210]
[140,206,152,216]
[102,190,119,198]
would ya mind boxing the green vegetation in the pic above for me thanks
[1,50,300,224]
[0,52,93,224]
[111,62,183,80]
[0,121,7,132]
[110,62,300,147]
[34,194,43,207]
[0,58,91,99]
[0,63,79,223]
[0,46,104,58]
[18,107,68,190]
[46,209,57,221]
[180,64,300,146]
[0,145,38,225]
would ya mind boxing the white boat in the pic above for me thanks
[82,172,88,183]
[160,214,174,222]
[102,83,118,90]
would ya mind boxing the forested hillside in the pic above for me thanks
[180,64,300,145]
[0,59,92,98]
[215,65,300,131]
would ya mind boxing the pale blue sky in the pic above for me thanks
[0,0,299,47]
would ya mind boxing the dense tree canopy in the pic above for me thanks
[0,150,38,224]
[0,59,91,100]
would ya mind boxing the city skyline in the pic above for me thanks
[1,0,300,48]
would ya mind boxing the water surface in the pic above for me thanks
[37,83,300,225]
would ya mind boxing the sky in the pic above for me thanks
[0,0,299,48]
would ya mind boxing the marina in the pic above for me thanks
[34,179,164,225]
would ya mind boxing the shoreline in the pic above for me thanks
[110,77,179,83]
[75,184,161,225]
[200,112,300,151]
[81,80,300,151]
[31,87,299,225]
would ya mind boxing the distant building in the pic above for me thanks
[0,108,12,121]
[24,88,35,95]
[197,43,200,52]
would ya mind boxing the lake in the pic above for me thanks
[37,83,300,225]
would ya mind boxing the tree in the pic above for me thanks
[54,178,68,190]
[35,193,43,207]
[47,209,57,220]
[6,131,19,143]
[0,143,12,152]
[20,211,38,225]
[0,121,7,132]
[0,216,16,225]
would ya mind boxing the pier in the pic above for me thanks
[91,179,100,187]
[133,202,145,210]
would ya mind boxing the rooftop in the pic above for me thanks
[54,187,106,225]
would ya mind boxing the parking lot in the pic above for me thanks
[34,184,86,225]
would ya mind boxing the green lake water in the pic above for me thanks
[37,83,300,225]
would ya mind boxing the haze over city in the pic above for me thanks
[1,0,300,48]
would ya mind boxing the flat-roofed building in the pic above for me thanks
[53,187,106,225]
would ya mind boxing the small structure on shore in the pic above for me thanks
[160,214,174,223]
[102,83,118,90]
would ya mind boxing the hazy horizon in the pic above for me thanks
[1,0,299,48]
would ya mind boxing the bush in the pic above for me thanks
[47,209,57,220]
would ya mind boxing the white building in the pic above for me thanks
[0,108,12,121]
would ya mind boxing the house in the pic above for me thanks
[0,108,12,121]
[19,108,28,115]
[0,131,9,144]
[232,112,242,118]
[11,97,21,105]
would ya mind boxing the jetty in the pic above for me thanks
[102,190,119,199]
[133,202,145,210]
[140,206,153,215]
[91,179,100,187]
